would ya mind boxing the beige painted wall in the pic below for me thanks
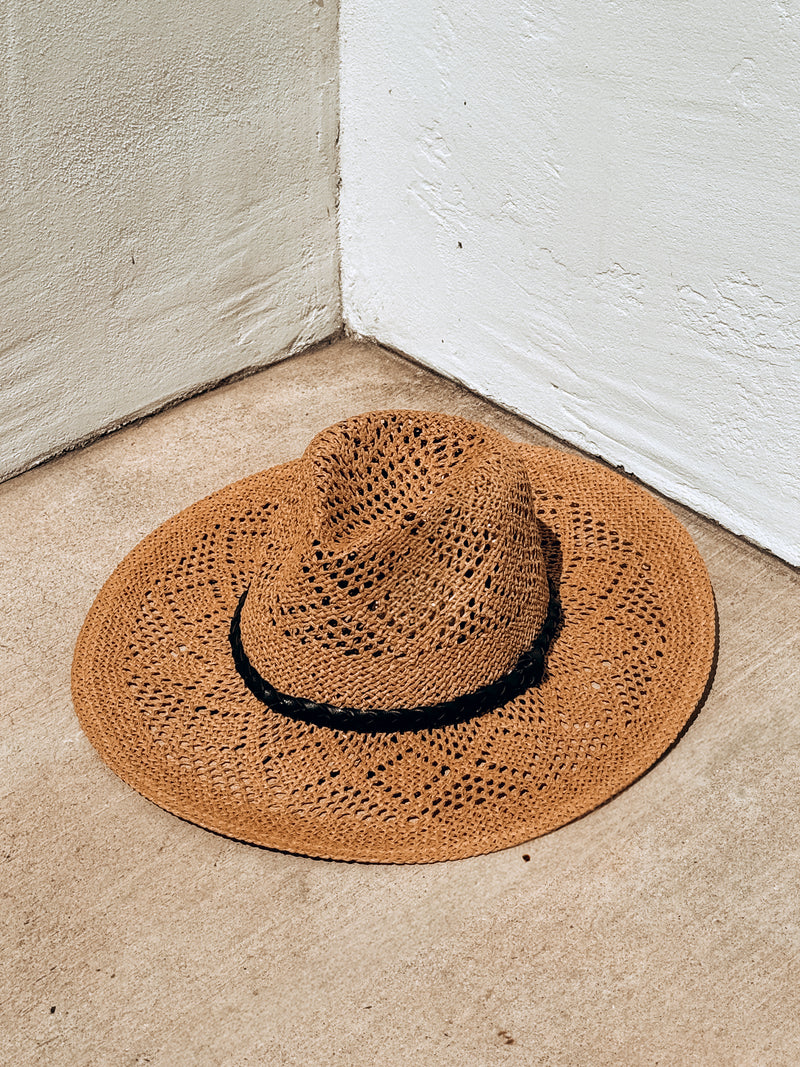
[0,0,340,478]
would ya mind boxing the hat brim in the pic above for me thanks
[72,445,716,863]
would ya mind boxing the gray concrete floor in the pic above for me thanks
[2,338,799,1066]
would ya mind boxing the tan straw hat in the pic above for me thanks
[72,410,716,863]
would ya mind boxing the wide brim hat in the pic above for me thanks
[72,410,716,863]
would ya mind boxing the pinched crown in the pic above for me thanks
[238,411,549,711]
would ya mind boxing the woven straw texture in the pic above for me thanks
[239,415,549,711]
[72,411,716,864]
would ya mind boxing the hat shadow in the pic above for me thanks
[537,516,563,587]
[538,517,566,670]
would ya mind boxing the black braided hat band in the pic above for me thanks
[229,586,561,734]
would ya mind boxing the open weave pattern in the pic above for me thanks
[231,583,561,732]
[71,413,716,864]
[239,413,548,710]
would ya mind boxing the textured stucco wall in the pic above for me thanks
[340,0,800,565]
[1,0,340,478]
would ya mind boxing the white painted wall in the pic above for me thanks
[340,0,800,565]
[1,0,340,478]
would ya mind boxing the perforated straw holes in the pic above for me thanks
[72,413,716,863]
[238,412,550,711]
[120,490,281,772]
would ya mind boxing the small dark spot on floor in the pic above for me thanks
[50,1006,56,1014]
[498,1029,515,1045]
[522,854,530,862]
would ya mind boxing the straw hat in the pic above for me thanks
[72,410,716,863]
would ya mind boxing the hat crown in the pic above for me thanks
[238,411,549,711]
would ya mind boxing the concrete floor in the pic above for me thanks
[2,338,799,1066]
